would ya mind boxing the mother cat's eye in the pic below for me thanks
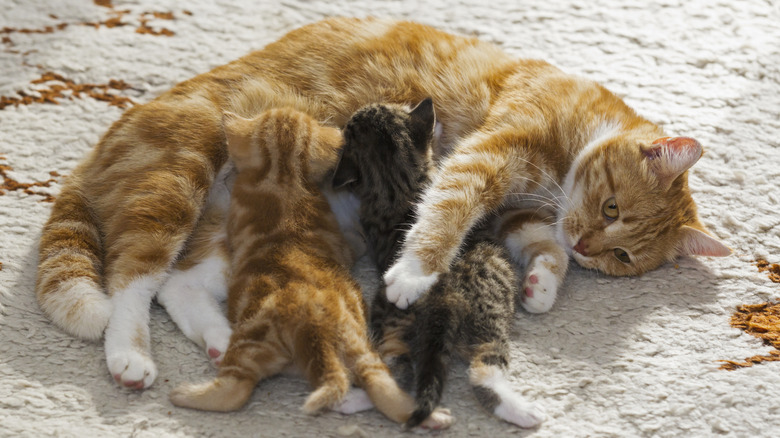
[614,248,631,263]
[602,197,619,219]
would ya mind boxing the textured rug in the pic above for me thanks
[1,1,779,437]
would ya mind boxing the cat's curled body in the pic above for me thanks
[168,107,453,428]
[36,17,729,388]
[332,99,545,428]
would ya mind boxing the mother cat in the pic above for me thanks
[36,17,729,389]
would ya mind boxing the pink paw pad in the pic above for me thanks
[529,274,539,284]
[525,287,534,298]
[208,348,222,359]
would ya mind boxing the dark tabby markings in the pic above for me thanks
[473,385,501,412]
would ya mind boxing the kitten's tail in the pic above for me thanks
[36,174,111,340]
[351,349,417,424]
[404,300,459,429]
[169,375,257,412]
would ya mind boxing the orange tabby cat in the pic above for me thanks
[36,17,729,389]
[168,108,451,428]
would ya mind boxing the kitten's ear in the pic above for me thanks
[332,152,359,189]
[409,97,436,152]
[309,126,344,183]
[677,225,731,257]
[642,137,703,189]
[222,112,254,163]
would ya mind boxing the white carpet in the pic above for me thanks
[1,1,779,437]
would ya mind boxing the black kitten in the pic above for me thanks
[333,98,545,428]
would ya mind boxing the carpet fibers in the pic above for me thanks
[1,1,779,437]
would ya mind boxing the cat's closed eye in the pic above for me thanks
[602,196,619,220]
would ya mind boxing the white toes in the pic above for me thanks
[419,407,455,430]
[520,265,558,314]
[384,253,439,309]
[107,350,158,389]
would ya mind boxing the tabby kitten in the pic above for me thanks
[168,108,451,428]
[36,17,729,388]
[332,99,544,428]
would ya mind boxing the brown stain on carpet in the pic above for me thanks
[3,2,181,43]
[720,260,780,370]
[756,259,780,283]
[0,72,134,110]
[720,302,780,370]
[0,161,61,202]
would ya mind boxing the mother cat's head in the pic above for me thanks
[557,132,731,276]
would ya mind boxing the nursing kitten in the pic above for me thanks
[332,99,544,428]
[36,17,729,388]
[168,108,451,428]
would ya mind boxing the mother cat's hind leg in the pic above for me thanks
[157,253,232,366]
[99,100,225,389]
[496,210,568,313]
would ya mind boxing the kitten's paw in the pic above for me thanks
[419,407,455,430]
[107,350,158,389]
[520,257,559,314]
[384,253,439,309]
[494,397,545,428]
[203,326,232,366]
[332,388,374,414]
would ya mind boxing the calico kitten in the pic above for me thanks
[332,99,545,428]
[168,107,452,428]
[36,17,729,388]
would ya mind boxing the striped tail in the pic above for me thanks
[404,302,458,429]
[36,176,111,340]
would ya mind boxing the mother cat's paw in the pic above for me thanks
[520,256,560,314]
[107,350,157,389]
[384,253,439,309]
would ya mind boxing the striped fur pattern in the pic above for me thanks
[35,17,728,388]
[168,108,452,427]
[334,101,544,428]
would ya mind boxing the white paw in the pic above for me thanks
[332,388,374,414]
[107,350,158,389]
[419,407,455,430]
[383,253,439,309]
[203,326,232,366]
[520,259,559,314]
[494,398,545,428]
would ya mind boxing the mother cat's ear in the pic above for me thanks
[677,224,731,257]
[409,97,436,151]
[642,136,703,190]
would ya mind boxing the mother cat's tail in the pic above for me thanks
[36,173,111,340]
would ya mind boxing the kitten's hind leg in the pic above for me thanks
[497,210,568,313]
[171,318,290,411]
[157,253,232,365]
[469,342,545,428]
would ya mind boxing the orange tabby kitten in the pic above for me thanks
[36,17,729,389]
[168,108,451,428]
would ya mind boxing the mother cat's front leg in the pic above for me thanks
[384,129,537,309]
[495,209,569,313]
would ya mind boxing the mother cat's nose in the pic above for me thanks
[573,238,588,256]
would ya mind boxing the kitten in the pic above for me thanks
[36,17,729,388]
[332,99,545,428]
[167,107,451,428]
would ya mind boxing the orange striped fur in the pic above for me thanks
[35,17,728,388]
[168,108,448,427]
